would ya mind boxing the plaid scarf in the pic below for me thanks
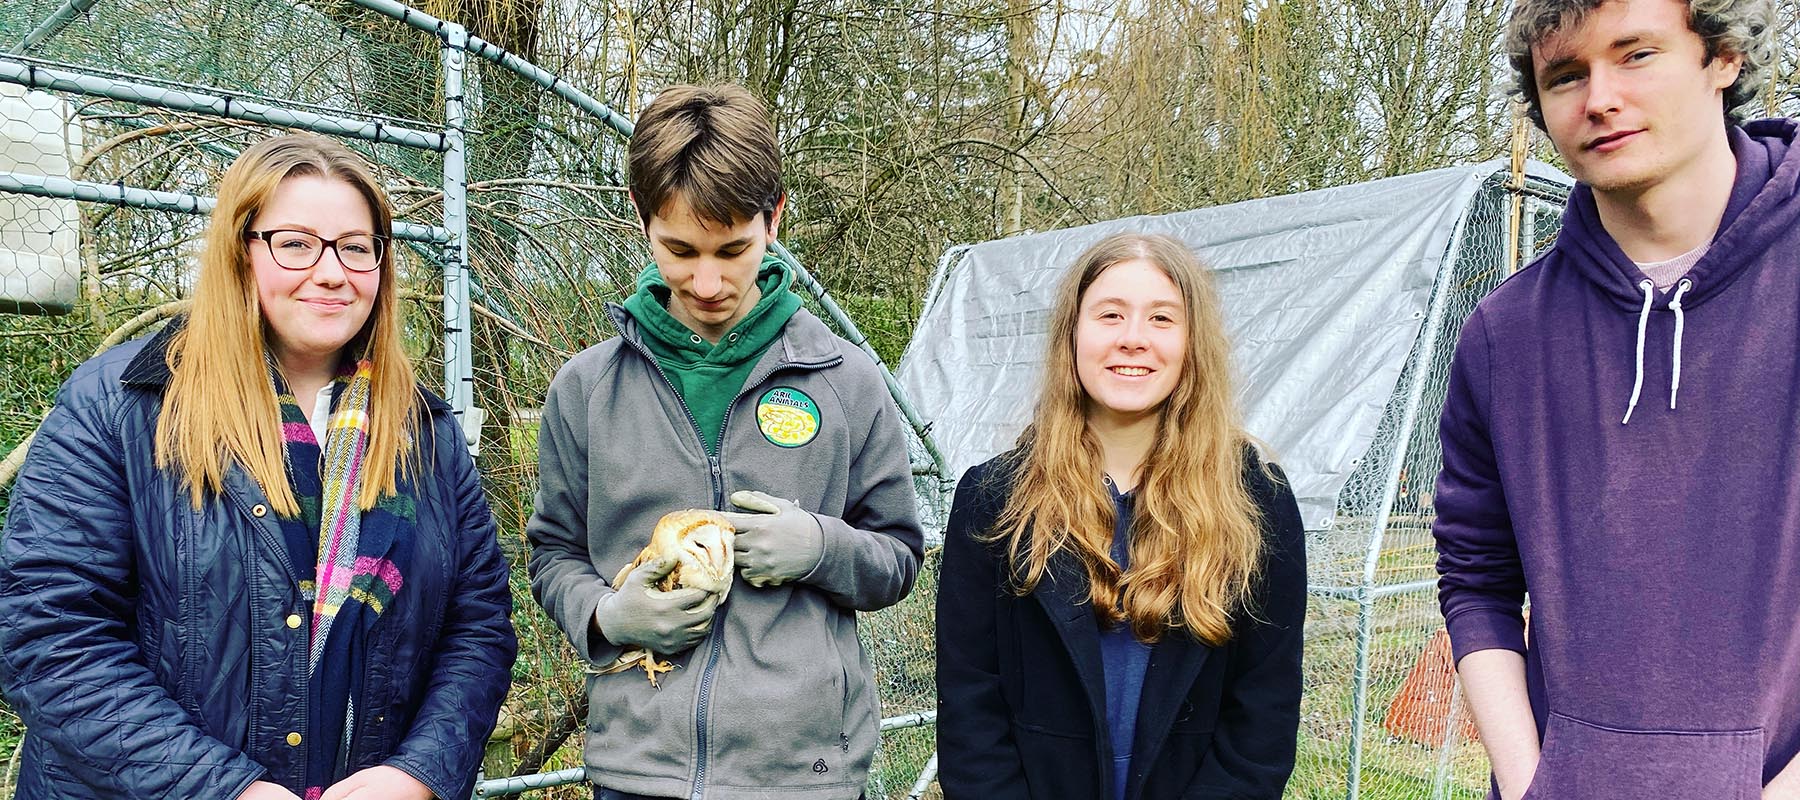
[271,358,414,799]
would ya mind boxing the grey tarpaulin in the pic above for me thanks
[898,158,1572,532]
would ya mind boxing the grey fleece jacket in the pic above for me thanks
[527,304,924,800]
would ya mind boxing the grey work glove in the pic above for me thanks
[721,490,826,587]
[593,555,721,653]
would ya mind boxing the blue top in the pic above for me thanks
[1098,478,1151,800]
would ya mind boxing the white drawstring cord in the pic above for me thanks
[1622,280,1655,425]
[1668,279,1691,410]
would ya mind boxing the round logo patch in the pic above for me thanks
[756,387,821,448]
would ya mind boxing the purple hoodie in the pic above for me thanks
[1434,118,1800,799]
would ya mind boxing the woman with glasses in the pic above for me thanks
[935,233,1306,800]
[0,134,517,800]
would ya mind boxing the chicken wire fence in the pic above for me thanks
[0,1,1574,798]
[1288,173,1568,800]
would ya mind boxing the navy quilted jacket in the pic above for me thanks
[0,324,518,800]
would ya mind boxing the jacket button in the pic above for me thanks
[286,732,302,747]
[285,614,302,629]
[252,504,268,517]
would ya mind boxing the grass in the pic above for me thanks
[864,550,942,798]
[1,705,21,796]
[1289,591,1490,800]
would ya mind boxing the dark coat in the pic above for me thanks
[0,324,518,800]
[935,449,1306,800]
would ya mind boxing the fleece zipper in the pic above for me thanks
[606,305,843,799]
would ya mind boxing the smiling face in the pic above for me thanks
[1531,0,1741,196]
[641,190,784,343]
[249,174,381,370]
[1073,258,1188,427]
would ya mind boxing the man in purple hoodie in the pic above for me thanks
[1432,0,1795,798]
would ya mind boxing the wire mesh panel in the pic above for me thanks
[0,84,80,315]
[1290,173,1569,800]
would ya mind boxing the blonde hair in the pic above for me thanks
[989,232,1264,645]
[155,134,419,515]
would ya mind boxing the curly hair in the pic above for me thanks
[1505,0,1777,128]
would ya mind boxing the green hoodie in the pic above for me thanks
[621,252,803,455]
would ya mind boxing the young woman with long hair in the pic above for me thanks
[0,135,516,800]
[935,232,1307,800]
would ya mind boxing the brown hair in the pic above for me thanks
[628,84,785,228]
[156,134,420,515]
[1505,0,1776,128]
[987,232,1265,645]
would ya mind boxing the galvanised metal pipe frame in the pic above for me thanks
[9,0,104,54]
[342,0,636,140]
[0,58,450,151]
[0,170,449,243]
[773,239,954,493]
[1315,173,1567,800]
[57,101,536,336]
[1337,182,1473,800]
[0,167,458,372]
[440,23,474,432]
[469,711,942,797]
[470,767,586,798]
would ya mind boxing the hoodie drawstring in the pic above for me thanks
[1622,280,1654,425]
[1668,279,1690,411]
[1622,278,1692,425]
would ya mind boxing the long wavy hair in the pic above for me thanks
[155,134,418,515]
[988,232,1263,645]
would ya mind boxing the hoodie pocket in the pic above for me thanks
[1520,712,1762,800]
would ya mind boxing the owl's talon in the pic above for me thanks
[642,657,676,688]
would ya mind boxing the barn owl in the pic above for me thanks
[593,509,736,686]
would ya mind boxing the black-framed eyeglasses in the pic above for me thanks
[246,229,386,273]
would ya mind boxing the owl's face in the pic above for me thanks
[671,520,736,596]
